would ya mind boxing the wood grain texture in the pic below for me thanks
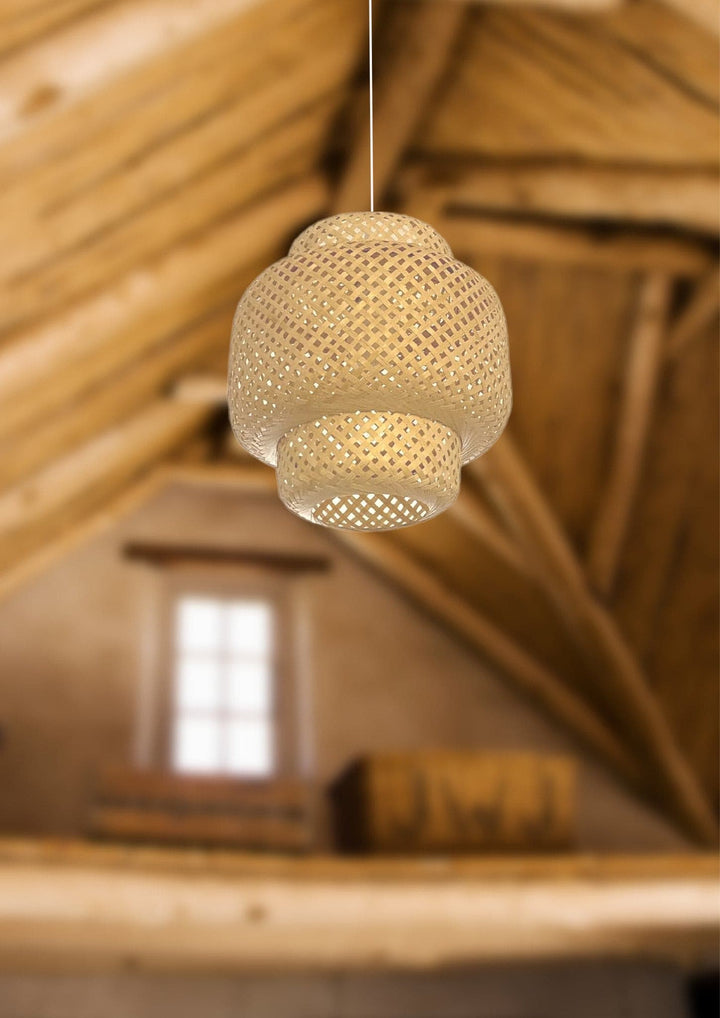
[332,1,465,212]
[420,5,719,165]
[0,839,714,970]
[0,0,715,850]
[613,327,719,801]
[587,275,673,595]
[0,177,328,442]
[403,161,720,233]
[467,436,718,844]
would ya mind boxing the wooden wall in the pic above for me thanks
[0,481,688,850]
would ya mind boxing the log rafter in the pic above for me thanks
[466,437,718,844]
[587,274,673,596]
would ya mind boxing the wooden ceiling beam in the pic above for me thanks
[587,275,673,596]
[0,1,103,60]
[332,1,466,214]
[0,97,336,337]
[0,842,716,971]
[0,0,363,333]
[403,0,621,7]
[418,7,719,167]
[666,269,720,361]
[415,207,713,275]
[402,163,720,235]
[0,300,239,492]
[173,375,230,406]
[661,0,718,36]
[0,176,328,442]
[0,0,267,145]
[2,842,719,970]
[467,437,718,844]
[448,486,533,579]
[0,401,213,552]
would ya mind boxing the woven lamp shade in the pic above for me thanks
[228,212,511,532]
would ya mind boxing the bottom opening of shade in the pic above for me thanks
[312,493,430,531]
[275,410,462,532]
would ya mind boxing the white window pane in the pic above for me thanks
[176,657,221,712]
[227,601,272,657]
[173,717,221,773]
[227,659,272,713]
[176,597,222,653]
[227,719,272,777]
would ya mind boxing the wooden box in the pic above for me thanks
[89,767,313,851]
[330,751,576,853]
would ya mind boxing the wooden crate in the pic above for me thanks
[330,751,576,853]
[88,767,313,851]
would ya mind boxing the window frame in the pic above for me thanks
[151,563,302,779]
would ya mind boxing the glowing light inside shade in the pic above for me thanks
[228,212,511,532]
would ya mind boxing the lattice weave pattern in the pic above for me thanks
[277,412,461,530]
[229,212,511,531]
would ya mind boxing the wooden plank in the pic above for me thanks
[0,176,329,441]
[456,257,636,551]
[467,437,718,844]
[89,809,310,850]
[333,530,644,789]
[0,0,266,144]
[95,769,310,811]
[332,1,465,213]
[0,837,716,880]
[662,0,718,35]
[0,0,362,334]
[0,841,715,970]
[612,327,719,800]
[124,542,330,573]
[0,0,104,59]
[666,269,720,361]
[173,375,230,405]
[420,7,720,166]
[0,301,235,491]
[587,275,673,595]
[428,210,712,275]
[0,401,213,568]
[601,0,719,104]
[0,96,337,338]
[403,162,720,234]
[449,485,531,578]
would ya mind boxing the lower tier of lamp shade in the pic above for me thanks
[275,410,461,531]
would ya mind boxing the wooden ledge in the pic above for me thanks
[0,839,716,972]
[123,541,330,574]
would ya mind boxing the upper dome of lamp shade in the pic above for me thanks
[228,211,511,532]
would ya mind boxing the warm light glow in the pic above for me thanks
[229,212,511,531]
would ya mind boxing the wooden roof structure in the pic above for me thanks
[0,0,717,847]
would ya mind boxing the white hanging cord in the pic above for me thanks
[368,0,375,212]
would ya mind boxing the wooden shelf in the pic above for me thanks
[0,839,716,972]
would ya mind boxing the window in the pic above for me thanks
[171,595,275,777]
